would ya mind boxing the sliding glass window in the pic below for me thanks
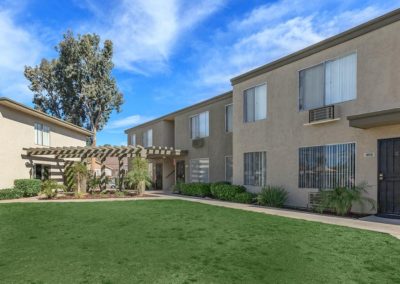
[299,53,357,110]
[299,143,355,189]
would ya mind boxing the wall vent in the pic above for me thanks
[309,105,335,123]
[192,138,205,148]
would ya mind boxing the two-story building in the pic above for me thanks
[126,9,400,215]
[125,91,233,191]
[0,97,92,188]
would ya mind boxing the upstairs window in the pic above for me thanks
[34,123,50,146]
[142,129,153,147]
[130,134,136,146]
[244,84,267,122]
[299,52,357,110]
[225,104,233,132]
[190,111,209,139]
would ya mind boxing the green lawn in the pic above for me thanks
[0,200,399,283]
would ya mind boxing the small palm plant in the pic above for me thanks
[125,158,151,196]
[317,182,375,216]
[72,162,88,194]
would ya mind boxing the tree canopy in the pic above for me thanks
[24,31,123,145]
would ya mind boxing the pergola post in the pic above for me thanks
[100,156,107,191]
[118,156,125,191]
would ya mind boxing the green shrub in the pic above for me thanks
[232,191,256,204]
[179,183,211,197]
[0,188,24,200]
[317,183,375,216]
[210,183,246,201]
[14,179,42,197]
[257,186,288,207]
[40,180,61,199]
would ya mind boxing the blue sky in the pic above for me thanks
[0,0,399,145]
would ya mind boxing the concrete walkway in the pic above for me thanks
[1,192,399,239]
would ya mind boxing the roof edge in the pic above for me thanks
[231,8,400,85]
[124,90,232,133]
[0,97,93,136]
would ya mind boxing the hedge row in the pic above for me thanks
[0,179,42,200]
[177,182,256,204]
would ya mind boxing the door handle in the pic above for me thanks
[379,173,384,181]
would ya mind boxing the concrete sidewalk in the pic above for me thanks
[1,192,399,239]
[156,193,400,239]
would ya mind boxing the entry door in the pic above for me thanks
[176,161,185,183]
[155,163,163,190]
[378,138,400,215]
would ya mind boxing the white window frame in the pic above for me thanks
[34,123,50,146]
[243,83,267,123]
[298,51,357,111]
[225,155,233,182]
[142,129,153,147]
[130,133,136,146]
[190,158,210,183]
[225,104,233,133]
[190,111,209,139]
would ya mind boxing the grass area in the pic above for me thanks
[0,200,399,283]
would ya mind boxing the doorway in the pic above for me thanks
[155,163,163,190]
[378,138,400,216]
[176,160,185,184]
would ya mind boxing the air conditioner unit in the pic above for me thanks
[309,105,336,123]
[192,138,205,148]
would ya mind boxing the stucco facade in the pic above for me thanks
[231,10,400,213]
[0,98,91,189]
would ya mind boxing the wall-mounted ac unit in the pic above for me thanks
[309,105,336,123]
[192,138,205,148]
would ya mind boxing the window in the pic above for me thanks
[34,123,50,146]
[299,143,355,189]
[225,156,233,183]
[33,164,50,180]
[130,134,136,146]
[225,104,233,132]
[190,158,209,183]
[244,152,266,186]
[299,53,357,110]
[142,129,152,147]
[190,111,209,139]
[244,84,267,122]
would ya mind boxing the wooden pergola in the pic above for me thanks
[24,145,186,190]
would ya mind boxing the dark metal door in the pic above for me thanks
[378,138,400,215]
[176,161,185,183]
[155,163,163,190]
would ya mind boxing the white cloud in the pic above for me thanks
[105,114,154,130]
[79,0,225,74]
[196,1,400,90]
[0,10,45,102]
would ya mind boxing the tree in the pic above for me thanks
[72,162,88,194]
[125,158,151,196]
[24,31,123,146]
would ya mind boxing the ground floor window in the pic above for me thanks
[299,143,355,189]
[244,152,266,186]
[33,164,50,180]
[190,158,209,183]
[225,156,233,183]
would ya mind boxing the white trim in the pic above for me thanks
[303,118,341,126]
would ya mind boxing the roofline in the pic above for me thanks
[0,97,93,136]
[230,8,400,85]
[124,90,232,133]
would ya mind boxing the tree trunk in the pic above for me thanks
[91,128,97,173]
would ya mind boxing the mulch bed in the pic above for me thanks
[55,193,158,200]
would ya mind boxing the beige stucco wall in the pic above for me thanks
[126,120,175,147]
[0,105,88,189]
[232,20,400,212]
[174,95,233,183]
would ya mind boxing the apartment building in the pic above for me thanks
[126,9,400,215]
[0,98,92,188]
[125,92,232,191]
